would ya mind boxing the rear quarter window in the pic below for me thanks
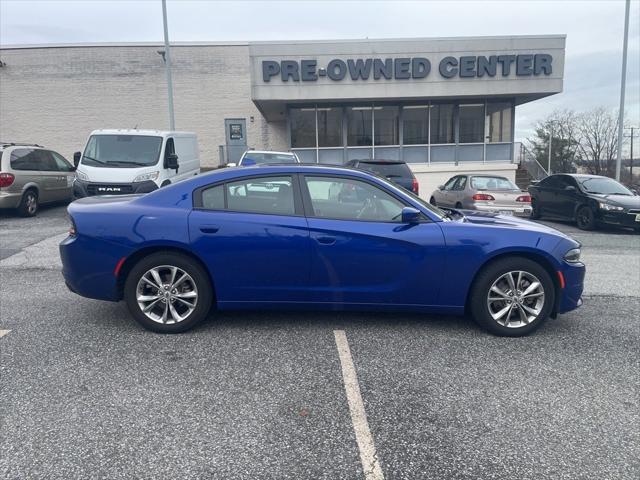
[10,148,40,171]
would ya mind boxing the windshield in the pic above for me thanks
[81,135,163,168]
[577,177,633,196]
[241,152,298,165]
[356,162,412,178]
[471,176,519,191]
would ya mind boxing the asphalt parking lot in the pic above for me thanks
[1,204,639,479]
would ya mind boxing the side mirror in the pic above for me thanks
[73,151,81,167]
[165,153,179,170]
[438,185,444,190]
[226,162,237,168]
[401,207,421,224]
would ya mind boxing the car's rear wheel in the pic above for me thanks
[530,199,541,220]
[18,189,39,217]
[124,252,213,333]
[455,202,463,209]
[576,206,596,230]
[469,257,555,336]
[430,196,437,206]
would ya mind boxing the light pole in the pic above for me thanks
[615,0,630,181]
[548,123,553,175]
[161,0,176,130]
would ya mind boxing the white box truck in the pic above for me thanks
[73,129,200,197]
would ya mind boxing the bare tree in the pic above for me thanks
[574,108,622,177]
[527,109,578,173]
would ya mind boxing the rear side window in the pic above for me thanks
[357,162,411,178]
[199,176,295,216]
[10,149,43,171]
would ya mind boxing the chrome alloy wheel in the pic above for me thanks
[486,270,545,328]
[136,265,198,324]
[26,193,37,215]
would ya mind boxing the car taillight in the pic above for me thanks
[516,195,532,203]
[412,178,419,195]
[0,173,15,188]
[472,193,495,201]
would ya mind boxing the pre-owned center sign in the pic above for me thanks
[262,54,553,82]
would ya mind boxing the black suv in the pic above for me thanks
[528,174,640,231]
[346,159,419,195]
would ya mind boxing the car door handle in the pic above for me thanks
[315,236,336,245]
[199,226,219,234]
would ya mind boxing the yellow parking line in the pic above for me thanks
[334,330,385,480]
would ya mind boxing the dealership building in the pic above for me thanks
[0,35,565,195]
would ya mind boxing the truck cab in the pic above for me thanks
[73,129,200,197]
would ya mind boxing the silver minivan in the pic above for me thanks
[0,143,75,217]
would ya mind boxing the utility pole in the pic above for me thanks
[548,125,553,175]
[626,126,635,182]
[615,0,630,181]
[161,0,176,130]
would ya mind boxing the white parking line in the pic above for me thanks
[333,330,385,480]
[0,330,11,338]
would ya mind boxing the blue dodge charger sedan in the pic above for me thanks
[60,165,585,336]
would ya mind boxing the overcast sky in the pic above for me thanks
[1,0,638,141]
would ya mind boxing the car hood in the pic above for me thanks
[458,209,573,238]
[587,193,640,208]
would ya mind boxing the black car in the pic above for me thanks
[528,174,640,231]
[346,159,419,195]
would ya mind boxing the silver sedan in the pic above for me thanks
[430,174,532,216]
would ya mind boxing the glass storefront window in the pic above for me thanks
[402,106,429,145]
[486,102,513,143]
[317,108,342,147]
[458,104,485,143]
[347,107,373,146]
[430,104,454,144]
[373,106,399,146]
[290,108,316,148]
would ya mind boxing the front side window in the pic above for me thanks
[51,151,74,171]
[458,104,485,143]
[453,176,468,191]
[443,176,459,190]
[81,135,163,168]
[305,176,405,222]
[226,176,295,215]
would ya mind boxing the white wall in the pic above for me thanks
[410,163,519,200]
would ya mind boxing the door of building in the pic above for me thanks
[224,118,247,165]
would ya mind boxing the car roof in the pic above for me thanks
[89,129,195,137]
[350,159,406,164]
[0,142,45,150]
[242,150,296,156]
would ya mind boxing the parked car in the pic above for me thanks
[73,129,200,198]
[229,150,300,167]
[430,174,532,216]
[0,142,75,217]
[60,165,585,337]
[529,173,640,231]
[345,159,419,195]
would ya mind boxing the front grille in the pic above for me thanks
[86,184,134,196]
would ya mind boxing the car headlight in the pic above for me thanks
[564,247,581,263]
[598,201,623,211]
[133,171,159,183]
[75,170,89,181]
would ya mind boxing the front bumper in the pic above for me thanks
[596,209,640,229]
[557,261,586,314]
[0,191,22,209]
[471,203,532,217]
[73,179,158,198]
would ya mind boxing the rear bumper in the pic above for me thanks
[73,179,158,198]
[471,203,532,217]
[0,191,22,209]
[60,234,131,301]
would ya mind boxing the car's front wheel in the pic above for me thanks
[576,206,596,230]
[469,257,555,336]
[124,252,213,333]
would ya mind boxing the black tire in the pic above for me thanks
[455,202,463,209]
[124,252,213,333]
[161,180,171,187]
[17,189,38,217]
[430,196,437,206]
[576,205,596,231]
[530,199,541,220]
[469,257,555,337]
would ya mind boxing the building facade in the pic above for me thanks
[0,35,565,196]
